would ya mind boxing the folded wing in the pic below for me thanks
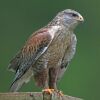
[8,29,53,83]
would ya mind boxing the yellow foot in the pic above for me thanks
[42,88,54,94]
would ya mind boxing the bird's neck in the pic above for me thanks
[48,18,73,31]
[48,17,61,26]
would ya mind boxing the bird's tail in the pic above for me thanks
[9,80,25,92]
[9,67,33,92]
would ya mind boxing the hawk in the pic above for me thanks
[8,9,84,92]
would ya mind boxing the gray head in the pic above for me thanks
[52,9,84,29]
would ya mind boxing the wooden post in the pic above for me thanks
[0,92,82,100]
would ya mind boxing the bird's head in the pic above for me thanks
[55,9,84,29]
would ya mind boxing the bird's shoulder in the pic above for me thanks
[8,26,60,72]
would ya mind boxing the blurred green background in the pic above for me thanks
[0,0,100,100]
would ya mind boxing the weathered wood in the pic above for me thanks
[0,92,82,100]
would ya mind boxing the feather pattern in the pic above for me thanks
[8,9,83,92]
[9,28,53,83]
[57,33,77,81]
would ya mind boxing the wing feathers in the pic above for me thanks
[8,51,22,72]
[9,29,53,83]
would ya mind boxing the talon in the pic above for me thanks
[42,88,54,94]
[58,91,64,96]
[56,90,64,96]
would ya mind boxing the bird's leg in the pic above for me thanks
[34,68,49,88]
[49,67,64,96]
[42,81,55,94]
[42,66,58,94]
[49,67,59,90]
[41,69,54,94]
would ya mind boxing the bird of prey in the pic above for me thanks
[8,9,84,93]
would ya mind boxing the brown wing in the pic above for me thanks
[8,29,53,83]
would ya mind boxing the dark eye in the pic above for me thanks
[72,13,78,17]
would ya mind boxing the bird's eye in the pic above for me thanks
[72,13,78,17]
[64,12,78,18]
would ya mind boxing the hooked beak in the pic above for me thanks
[77,14,84,22]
